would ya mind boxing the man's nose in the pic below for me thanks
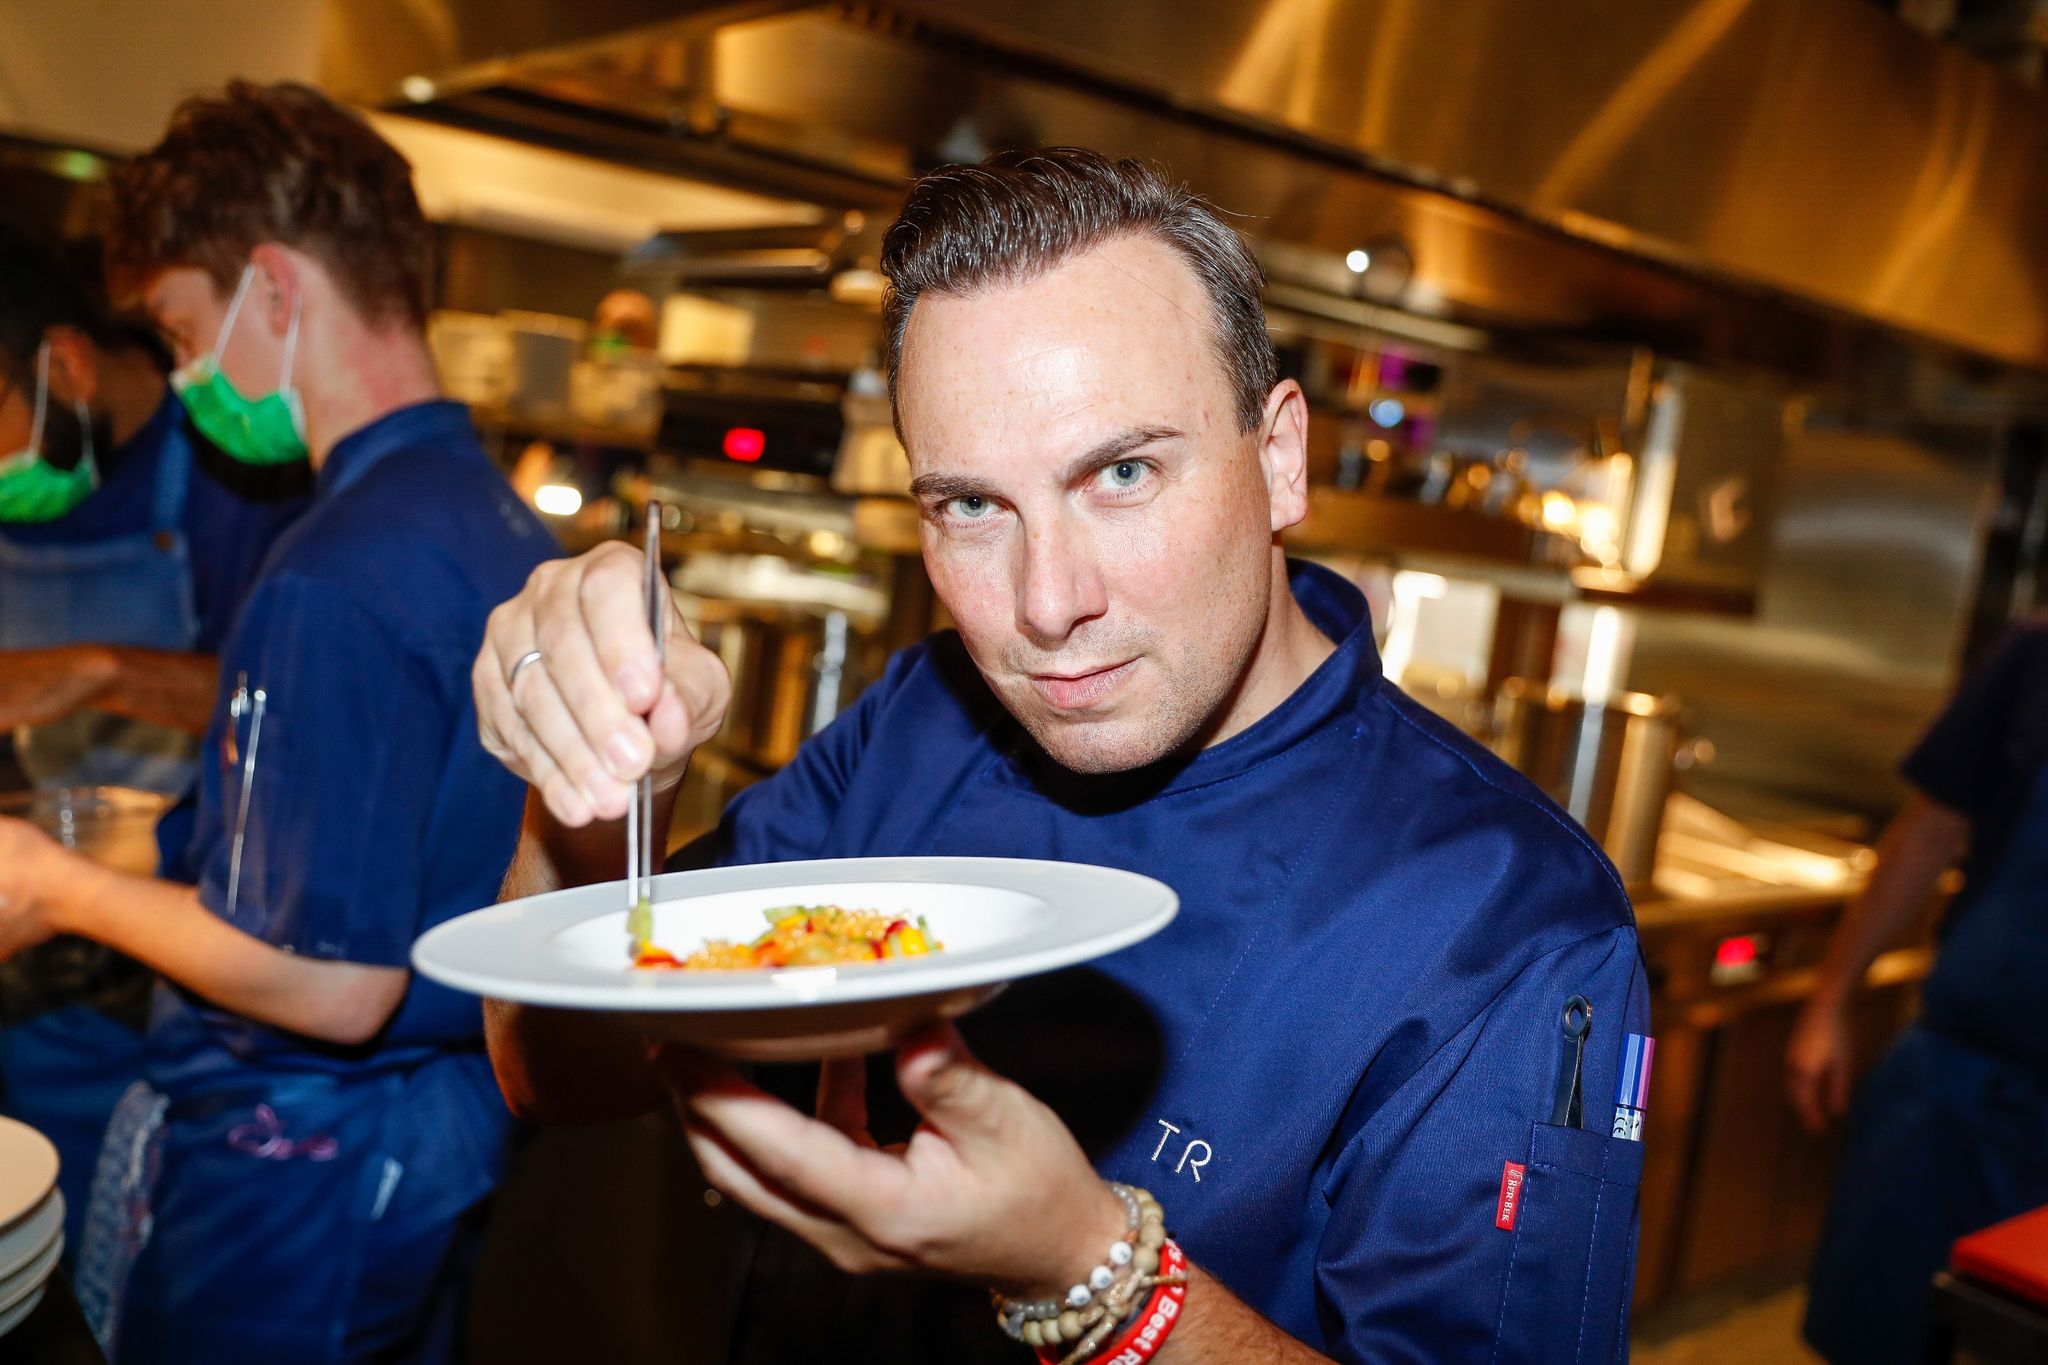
[1015,517,1107,646]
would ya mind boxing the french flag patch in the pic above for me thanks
[1496,1161,1527,1231]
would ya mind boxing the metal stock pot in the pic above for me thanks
[1489,681,1699,890]
[677,594,885,771]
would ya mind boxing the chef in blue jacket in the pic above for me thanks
[0,220,306,793]
[0,84,551,1362]
[0,220,306,1259]
[1789,617,2048,1363]
[477,149,1651,1364]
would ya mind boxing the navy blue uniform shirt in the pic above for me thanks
[148,401,555,1090]
[1902,617,2048,1071]
[680,561,1651,1365]
[3,390,309,652]
[1903,618,2048,926]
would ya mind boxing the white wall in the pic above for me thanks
[0,0,322,151]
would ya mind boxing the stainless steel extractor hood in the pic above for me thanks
[325,0,2048,383]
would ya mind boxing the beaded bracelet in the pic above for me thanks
[992,1184,1185,1362]
[1044,1238,1189,1365]
[992,1184,1157,1347]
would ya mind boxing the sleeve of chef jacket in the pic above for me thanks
[1902,622,2048,816]
[197,572,461,966]
[1312,923,1651,1365]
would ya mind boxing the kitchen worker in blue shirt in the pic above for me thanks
[476,149,1651,1364]
[0,220,307,1260]
[1787,616,2048,1364]
[0,220,306,795]
[0,82,552,1361]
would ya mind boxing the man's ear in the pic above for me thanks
[247,242,303,339]
[41,326,99,408]
[1257,379,1311,535]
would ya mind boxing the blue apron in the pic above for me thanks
[103,1053,506,1364]
[1804,760,2048,1364]
[0,430,200,1261]
[76,403,538,1363]
[0,426,203,794]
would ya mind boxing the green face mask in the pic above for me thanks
[0,342,99,524]
[170,264,309,466]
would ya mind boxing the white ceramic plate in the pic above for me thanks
[0,1192,60,1285]
[414,857,1178,1060]
[0,1284,45,1340]
[0,1119,57,1231]
[0,1232,59,1316]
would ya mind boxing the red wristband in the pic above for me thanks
[1036,1238,1188,1365]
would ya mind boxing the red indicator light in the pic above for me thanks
[1714,935,1759,969]
[723,427,766,462]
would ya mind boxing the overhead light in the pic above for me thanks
[534,483,582,517]
[1368,397,1406,428]
[400,75,437,104]
[1349,236,1416,304]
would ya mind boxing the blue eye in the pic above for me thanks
[945,494,994,520]
[1099,460,1147,491]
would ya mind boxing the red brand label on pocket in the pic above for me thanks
[1496,1160,1527,1230]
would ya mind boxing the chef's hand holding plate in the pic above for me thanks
[659,1023,1127,1298]
[0,816,71,960]
[475,541,730,826]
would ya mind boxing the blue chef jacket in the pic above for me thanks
[0,390,308,654]
[1804,620,2048,1365]
[679,561,1652,1364]
[1900,620,2048,936]
[0,393,306,1262]
[0,391,308,799]
[121,401,554,1362]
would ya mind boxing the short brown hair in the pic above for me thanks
[106,81,431,327]
[880,148,1276,431]
[0,220,131,386]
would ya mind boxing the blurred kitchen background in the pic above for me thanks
[7,1,2048,1359]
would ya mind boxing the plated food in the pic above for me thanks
[634,905,941,970]
[412,857,1177,1060]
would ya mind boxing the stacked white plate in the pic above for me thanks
[0,1117,64,1339]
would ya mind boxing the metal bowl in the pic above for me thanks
[0,786,172,877]
[0,786,170,1025]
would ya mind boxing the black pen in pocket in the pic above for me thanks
[1549,995,1593,1128]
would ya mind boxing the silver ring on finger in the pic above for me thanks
[506,649,546,692]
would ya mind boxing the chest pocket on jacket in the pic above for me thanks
[1490,1121,1644,1365]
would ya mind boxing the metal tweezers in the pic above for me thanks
[625,501,666,957]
